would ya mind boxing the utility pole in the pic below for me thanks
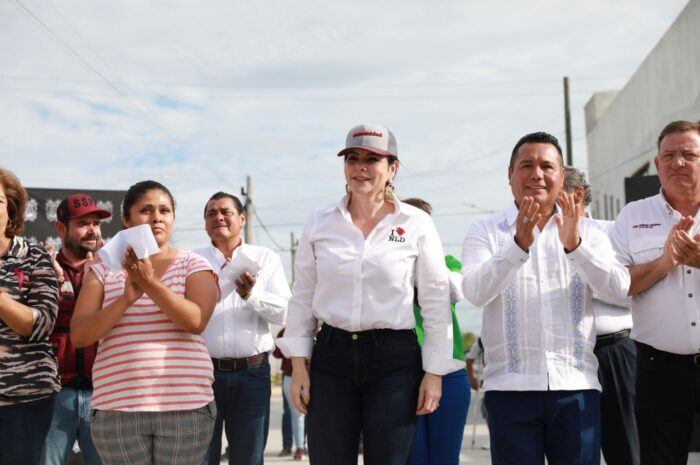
[290,232,297,284]
[241,176,253,244]
[563,76,573,166]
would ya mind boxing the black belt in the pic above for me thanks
[212,353,269,372]
[595,329,631,349]
[636,341,700,367]
[317,324,416,344]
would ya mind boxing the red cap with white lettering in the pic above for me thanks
[56,194,112,222]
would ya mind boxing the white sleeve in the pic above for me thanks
[610,208,633,266]
[461,220,528,307]
[567,223,630,303]
[415,217,465,375]
[244,251,291,325]
[275,214,319,359]
[448,270,464,303]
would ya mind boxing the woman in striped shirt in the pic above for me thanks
[71,180,219,465]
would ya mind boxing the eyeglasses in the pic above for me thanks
[659,152,700,164]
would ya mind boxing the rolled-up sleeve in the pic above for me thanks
[276,215,319,359]
[415,218,465,375]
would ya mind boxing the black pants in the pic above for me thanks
[595,336,639,465]
[635,341,700,465]
[307,325,423,465]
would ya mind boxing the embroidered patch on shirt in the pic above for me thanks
[632,223,662,229]
[388,227,406,243]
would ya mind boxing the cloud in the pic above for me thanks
[0,0,690,332]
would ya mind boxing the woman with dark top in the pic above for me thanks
[0,168,60,465]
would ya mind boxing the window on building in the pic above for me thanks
[604,194,609,220]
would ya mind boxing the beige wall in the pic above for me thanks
[585,0,700,219]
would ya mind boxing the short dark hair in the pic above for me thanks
[122,180,175,221]
[204,192,244,217]
[402,197,432,215]
[510,132,564,170]
[563,166,592,207]
[0,168,28,238]
[657,120,700,151]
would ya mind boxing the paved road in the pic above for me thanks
[219,387,492,464]
[216,387,700,465]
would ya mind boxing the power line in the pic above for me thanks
[9,0,237,191]
[253,209,288,251]
[10,0,192,157]
[0,73,629,90]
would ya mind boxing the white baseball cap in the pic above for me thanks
[337,123,398,158]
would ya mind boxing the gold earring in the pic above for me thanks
[384,179,395,199]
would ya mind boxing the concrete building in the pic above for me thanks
[585,0,700,219]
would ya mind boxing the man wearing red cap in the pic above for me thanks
[42,194,111,465]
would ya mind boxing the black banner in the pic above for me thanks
[23,188,126,248]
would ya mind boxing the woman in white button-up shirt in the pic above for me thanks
[276,123,463,465]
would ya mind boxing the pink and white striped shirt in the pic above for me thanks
[89,251,216,412]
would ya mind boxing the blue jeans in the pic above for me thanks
[283,375,306,449]
[308,325,423,465]
[41,387,102,465]
[410,369,470,465]
[203,362,271,465]
[0,393,56,465]
[282,385,292,450]
[485,390,601,465]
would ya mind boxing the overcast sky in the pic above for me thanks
[0,0,690,331]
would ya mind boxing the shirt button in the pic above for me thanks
[690,293,694,298]
[688,270,692,274]
[692,322,697,327]
[352,334,358,340]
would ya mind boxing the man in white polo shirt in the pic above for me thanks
[196,192,291,465]
[611,120,700,465]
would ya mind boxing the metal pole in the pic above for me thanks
[290,231,297,284]
[564,76,573,166]
[243,176,253,244]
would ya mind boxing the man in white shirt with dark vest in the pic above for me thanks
[611,120,700,465]
[196,192,291,465]
[461,132,630,465]
[564,166,638,465]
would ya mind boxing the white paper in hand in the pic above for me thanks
[98,224,161,274]
[218,250,262,299]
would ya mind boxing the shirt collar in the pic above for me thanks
[209,239,246,267]
[4,236,28,259]
[56,249,81,273]
[505,202,519,227]
[338,193,402,220]
[659,188,682,218]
